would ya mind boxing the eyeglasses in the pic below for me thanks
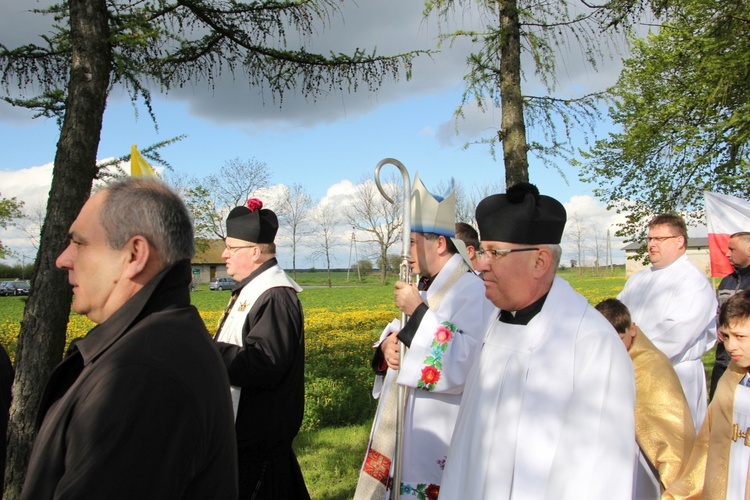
[475,247,539,262]
[224,244,256,254]
[646,236,680,243]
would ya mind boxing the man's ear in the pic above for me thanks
[437,235,449,253]
[532,246,552,277]
[122,235,152,280]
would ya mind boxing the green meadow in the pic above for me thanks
[0,268,717,499]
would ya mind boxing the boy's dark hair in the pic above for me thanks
[595,298,632,334]
[719,289,750,327]
[455,222,479,250]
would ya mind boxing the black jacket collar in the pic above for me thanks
[73,259,192,366]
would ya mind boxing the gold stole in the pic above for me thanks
[665,361,750,499]
[630,328,696,491]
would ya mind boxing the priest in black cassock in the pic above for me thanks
[214,198,309,499]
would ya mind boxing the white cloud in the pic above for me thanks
[2,163,53,208]
[0,163,635,269]
[0,0,636,131]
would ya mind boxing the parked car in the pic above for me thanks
[1,280,30,296]
[209,277,236,291]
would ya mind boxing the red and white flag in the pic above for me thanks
[705,191,750,277]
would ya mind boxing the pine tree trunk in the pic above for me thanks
[499,0,530,188]
[3,0,111,497]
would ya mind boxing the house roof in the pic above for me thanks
[192,239,225,264]
[622,237,709,251]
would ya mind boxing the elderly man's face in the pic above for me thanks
[474,241,539,310]
[647,224,685,268]
[56,191,130,324]
[222,237,259,281]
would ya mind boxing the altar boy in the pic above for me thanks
[666,289,750,498]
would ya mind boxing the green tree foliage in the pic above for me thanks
[424,0,644,187]
[2,0,423,122]
[0,195,24,259]
[0,1,424,496]
[353,259,373,277]
[578,0,750,243]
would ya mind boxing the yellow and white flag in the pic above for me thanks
[130,145,157,177]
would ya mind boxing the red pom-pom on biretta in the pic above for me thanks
[246,198,263,212]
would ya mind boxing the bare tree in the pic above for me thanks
[309,204,341,288]
[433,179,504,229]
[592,230,605,276]
[163,170,198,200]
[565,211,590,276]
[277,183,314,279]
[20,201,46,251]
[344,176,403,285]
[185,157,271,241]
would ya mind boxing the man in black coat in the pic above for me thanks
[711,231,750,398]
[214,198,308,499]
[21,177,238,499]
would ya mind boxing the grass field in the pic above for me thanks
[0,268,717,499]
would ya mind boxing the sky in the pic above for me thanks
[0,0,652,269]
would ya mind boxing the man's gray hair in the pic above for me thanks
[100,177,195,266]
[547,244,562,269]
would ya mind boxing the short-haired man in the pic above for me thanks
[22,177,237,499]
[711,232,750,397]
[596,298,695,498]
[618,213,717,430]
[355,174,494,499]
[455,221,479,269]
[440,183,635,499]
[214,198,308,499]
[665,290,750,498]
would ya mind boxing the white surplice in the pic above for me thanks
[618,254,717,431]
[365,254,496,497]
[440,277,636,500]
[728,380,750,499]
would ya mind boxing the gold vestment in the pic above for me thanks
[665,361,750,499]
[631,328,696,493]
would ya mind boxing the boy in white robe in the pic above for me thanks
[665,289,750,499]
[355,173,495,499]
[440,182,636,500]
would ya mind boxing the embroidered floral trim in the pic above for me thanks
[400,482,440,499]
[417,321,456,391]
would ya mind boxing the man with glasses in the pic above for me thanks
[440,182,636,499]
[214,198,309,499]
[618,213,717,431]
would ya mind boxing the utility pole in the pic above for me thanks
[347,229,360,283]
